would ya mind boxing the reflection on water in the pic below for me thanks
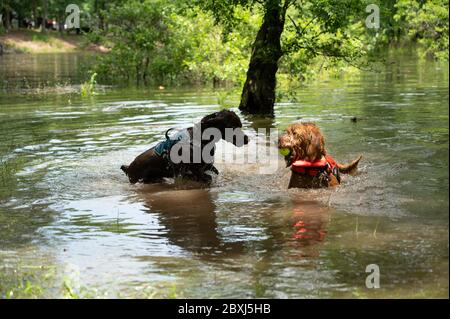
[138,187,245,261]
[0,53,94,94]
[290,201,329,247]
[0,51,448,298]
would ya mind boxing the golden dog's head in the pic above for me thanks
[278,123,326,167]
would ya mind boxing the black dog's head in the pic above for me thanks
[200,109,249,146]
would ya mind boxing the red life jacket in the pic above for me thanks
[291,155,338,178]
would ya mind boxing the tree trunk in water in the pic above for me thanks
[239,0,288,115]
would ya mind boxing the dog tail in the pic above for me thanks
[337,155,362,174]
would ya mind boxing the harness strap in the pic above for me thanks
[154,128,189,157]
[153,128,219,178]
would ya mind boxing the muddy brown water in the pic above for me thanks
[0,52,448,298]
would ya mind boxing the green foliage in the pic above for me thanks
[281,0,368,80]
[394,0,449,60]
[92,0,177,85]
[194,0,257,27]
[178,8,259,85]
[91,0,257,86]
[356,0,448,60]
[32,33,51,43]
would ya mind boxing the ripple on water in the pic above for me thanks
[1,54,448,297]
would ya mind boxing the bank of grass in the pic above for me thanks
[0,29,108,54]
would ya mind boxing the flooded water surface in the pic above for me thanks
[0,52,448,298]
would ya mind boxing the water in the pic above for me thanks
[0,52,448,298]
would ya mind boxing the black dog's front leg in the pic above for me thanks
[206,164,219,175]
[198,164,219,184]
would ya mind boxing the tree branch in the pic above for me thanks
[288,14,298,30]
[288,14,317,38]
[281,0,292,24]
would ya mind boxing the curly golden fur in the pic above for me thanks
[278,123,326,162]
[278,122,362,188]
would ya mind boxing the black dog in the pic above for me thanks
[121,109,249,184]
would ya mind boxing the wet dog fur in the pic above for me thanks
[121,109,249,184]
[278,123,362,188]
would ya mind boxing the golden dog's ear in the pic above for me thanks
[308,134,325,160]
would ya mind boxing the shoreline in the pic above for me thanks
[0,29,108,54]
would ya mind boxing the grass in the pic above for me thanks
[0,29,106,54]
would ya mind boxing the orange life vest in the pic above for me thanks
[291,155,338,179]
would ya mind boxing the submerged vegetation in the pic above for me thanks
[0,259,185,298]
[80,72,97,97]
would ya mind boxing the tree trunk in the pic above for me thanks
[94,0,99,28]
[33,0,38,29]
[17,13,22,29]
[42,0,48,33]
[95,0,106,30]
[239,0,288,115]
[58,11,64,34]
[5,7,11,31]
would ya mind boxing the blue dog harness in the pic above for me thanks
[153,126,219,180]
[154,128,190,157]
